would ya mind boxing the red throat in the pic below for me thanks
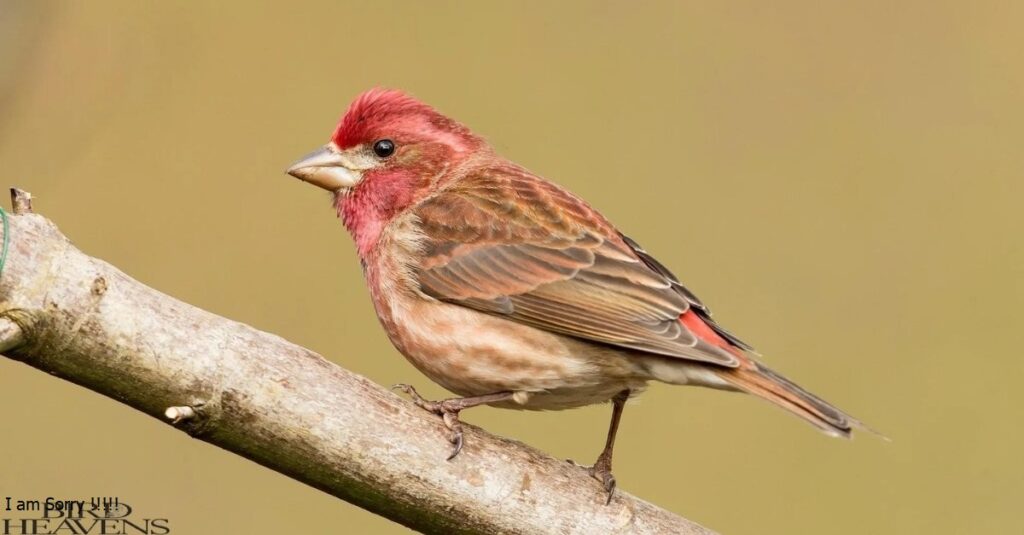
[335,168,420,257]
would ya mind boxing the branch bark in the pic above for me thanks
[0,189,714,535]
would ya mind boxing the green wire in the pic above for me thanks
[0,206,8,279]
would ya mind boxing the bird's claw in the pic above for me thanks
[393,383,466,460]
[570,454,616,504]
[446,430,464,461]
[392,383,441,413]
[589,465,617,505]
[441,405,464,460]
[391,383,424,404]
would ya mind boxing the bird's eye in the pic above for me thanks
[372,139,396,158]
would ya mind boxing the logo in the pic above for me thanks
[2,497,170,535]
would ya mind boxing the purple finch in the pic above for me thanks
[287,89,866,500]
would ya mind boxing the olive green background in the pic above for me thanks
[1,2,1020,534]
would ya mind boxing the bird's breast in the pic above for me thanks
[361,218,647,409]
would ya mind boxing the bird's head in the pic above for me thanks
[287,89,483,251]
[287,89,483,202]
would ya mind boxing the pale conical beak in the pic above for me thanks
[286,146,361,191]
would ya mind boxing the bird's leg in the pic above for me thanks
[392,384,514,460]
[589,389,630,504]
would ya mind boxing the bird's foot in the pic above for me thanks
[567,453,616,504]
[588,454,617,505]
[392,383,440,411]
[392,384,465,460]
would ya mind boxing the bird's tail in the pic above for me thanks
[715,362,866,438]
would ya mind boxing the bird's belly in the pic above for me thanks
[375,292,648,410]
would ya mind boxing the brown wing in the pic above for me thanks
[619,234,754,351]
[413,165,743,367]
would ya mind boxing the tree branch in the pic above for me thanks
[0,189,714,535]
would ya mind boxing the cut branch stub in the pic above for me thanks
[10,188,33,215]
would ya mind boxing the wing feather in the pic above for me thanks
[413,166,746,367]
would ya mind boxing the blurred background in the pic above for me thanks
[0,1,1020,533]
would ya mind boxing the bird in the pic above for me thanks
[286,88,867,502]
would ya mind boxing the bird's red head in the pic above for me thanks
[330,88,478,152]
[287,89,484,255]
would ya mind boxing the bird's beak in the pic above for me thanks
[286,146,361,191]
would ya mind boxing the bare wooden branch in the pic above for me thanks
[0,192,714,535]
